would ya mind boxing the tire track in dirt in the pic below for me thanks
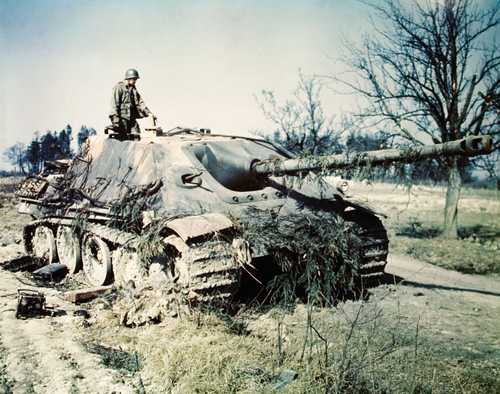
[17,315,135,394]
[386,254,500,302]
[0,335,15,393]
[0,260,43,393]
[0,263,135,394]
[0,311,42,392]
[48,317,136,394]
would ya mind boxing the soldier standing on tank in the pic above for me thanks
[109,68,156,135]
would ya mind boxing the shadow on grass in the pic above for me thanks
[459,224,500,240]
[403,280,500,297]
[397,221,500,242]
[83,342,141,374]
[396,221,441,238]
[381,273,500,298]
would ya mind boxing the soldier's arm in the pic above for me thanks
[109,84,123,120]
[136,91,152,118]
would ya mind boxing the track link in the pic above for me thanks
[343,209,389,285]
[180,240,241,306]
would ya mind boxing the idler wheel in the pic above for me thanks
[56,226,82,274]
[82,234,112,286]
[32,226,57,264]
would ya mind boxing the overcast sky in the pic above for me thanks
[0,0,375,168]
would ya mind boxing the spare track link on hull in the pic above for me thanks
[345,211,389,285]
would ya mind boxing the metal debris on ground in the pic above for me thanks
[1,255,44,273]
[15,289,46,319]
[32,263,68,282]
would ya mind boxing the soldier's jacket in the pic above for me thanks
[110,81,151,121]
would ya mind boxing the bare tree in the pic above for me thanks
[474,148,500,188]
[257,72,342,155]
[3,143,27,174]
[338,0,499,238]
[474,91,500,188]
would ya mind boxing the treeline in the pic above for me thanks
[3,125,96,175]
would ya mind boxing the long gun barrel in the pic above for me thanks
[252,135,493,176]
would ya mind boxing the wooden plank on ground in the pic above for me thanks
[63,286,113,303]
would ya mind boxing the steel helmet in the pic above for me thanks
[124,68,140,80]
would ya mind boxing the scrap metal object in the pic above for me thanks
[32,263,68,282]
[15,289,46,319]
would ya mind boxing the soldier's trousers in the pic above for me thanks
[116,118,140,135]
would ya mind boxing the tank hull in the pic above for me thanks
[17,131,490,306]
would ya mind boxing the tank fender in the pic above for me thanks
[166,213,234,241]
[344,200,387,218]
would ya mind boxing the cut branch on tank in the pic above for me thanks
[235,208,364,306]
[107,180,164,233]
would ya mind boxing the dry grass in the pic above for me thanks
[394,232,500,275]
[83,297,500,394]
[0,338,14,394]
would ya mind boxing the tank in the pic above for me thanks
[15,127,492,306]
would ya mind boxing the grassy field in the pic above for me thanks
[350,182,500,275]
[84,296,500,394]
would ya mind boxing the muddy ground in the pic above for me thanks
[1,179,499,393]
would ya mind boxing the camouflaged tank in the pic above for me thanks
[16,125,492,305]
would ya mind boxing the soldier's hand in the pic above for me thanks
[111,115,120,126]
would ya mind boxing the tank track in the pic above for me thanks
[23,219,241,306]
[344,210,389,286]
[23,211,388,304]
[177,239,240,306]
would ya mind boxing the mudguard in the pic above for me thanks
[166,213,234,241]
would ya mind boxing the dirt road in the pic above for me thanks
[387,254,500,302]
[0,245,137,394]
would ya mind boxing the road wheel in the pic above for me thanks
[32,226,57,264]
[56,226,82,274]
[82,234,112,286]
